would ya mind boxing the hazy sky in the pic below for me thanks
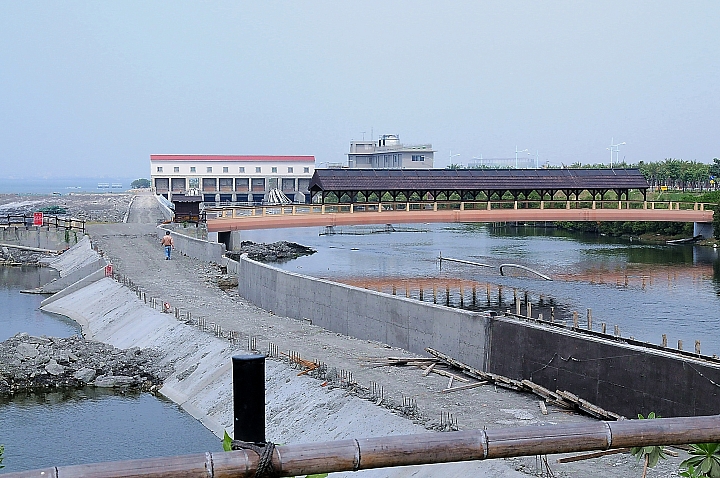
[1,1,718,178]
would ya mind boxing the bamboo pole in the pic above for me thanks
[6,416,720,478]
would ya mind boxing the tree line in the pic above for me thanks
[452,158,720,192]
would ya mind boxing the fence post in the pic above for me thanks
[233,354,266,443]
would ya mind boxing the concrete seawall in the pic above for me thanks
[0,226,77,251]
[234,254,490,370]
[233,253,720,418]
[156,226,225,264]
[33,233,528,477]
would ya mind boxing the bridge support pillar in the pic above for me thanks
[694,222,714,239]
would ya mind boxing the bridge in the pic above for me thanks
[206,199,714,232]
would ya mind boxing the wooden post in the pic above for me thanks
[573,311,579,328]
[695,340,701,354]
[662,334,667,347]
[527,302,532,319]
[678,340,683,351]
[601,323,606,334]
[232,355,265,443]
[587,309,592,330]
[550,307,555,323]
[515,298,521,316]
[614,325,620,337]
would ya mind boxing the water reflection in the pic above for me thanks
[242,223,720,354]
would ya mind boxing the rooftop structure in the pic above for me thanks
[150,154,315,204]
[309,168,650,202]
[348,134,434,169]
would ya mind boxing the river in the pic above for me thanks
[0,266,221,473]
[241,223,720,355]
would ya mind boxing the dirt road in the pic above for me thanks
[86,191,686,477]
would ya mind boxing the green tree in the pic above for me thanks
[131,178,151,189]
[681,443,720,477]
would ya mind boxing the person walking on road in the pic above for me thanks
[161,230,174,260]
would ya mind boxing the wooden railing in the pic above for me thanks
[5,415,720,477]
[205,200,713,220]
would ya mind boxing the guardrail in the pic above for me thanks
[0,214,86,233]
[205,200,713,220]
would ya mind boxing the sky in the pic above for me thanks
[1,1,719,179]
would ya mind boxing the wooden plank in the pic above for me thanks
[539,400,548,415]
[442,381,487,393]
[556,448,630,463]
[422,363,436,376]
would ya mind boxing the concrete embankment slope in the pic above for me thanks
[38,235,108,295]
[41,277,523,477]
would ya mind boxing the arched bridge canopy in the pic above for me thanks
[308,168,649,203]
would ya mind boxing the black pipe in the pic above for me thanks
[232,354,266,443]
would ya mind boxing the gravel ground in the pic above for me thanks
[0,192,133,223]
[82,191,689,477]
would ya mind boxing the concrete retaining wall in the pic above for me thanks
[154,193,174,222]
[487,318,720,418]
[235,255,490,369]
[156,226,225,264]
[0,226,76,250]
[235,254,720,418]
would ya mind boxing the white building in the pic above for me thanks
[347,134,434,169]
[150,154,315,204]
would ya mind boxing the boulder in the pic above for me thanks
[17,343,39,359]
[93,375,135,388]
[72,367,96,383]
[45,359,65,376]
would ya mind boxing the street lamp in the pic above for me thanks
[607,138,626,168]
[449,150,460,168]
[515,146,529,169]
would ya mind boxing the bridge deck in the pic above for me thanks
[206,200,714,232]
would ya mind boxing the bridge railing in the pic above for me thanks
[205,201,712,220]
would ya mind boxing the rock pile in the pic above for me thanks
[0,193,132,223]
[0,246,53,266]
[0,333,171,394]
[226,241,316,263]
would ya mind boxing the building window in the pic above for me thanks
[190,167,196,173]
[223,166,229,173]
[255,167,261,173]
[207,167,213,173]
[173,166,179,173]
[271,167,277,173]
[303,167,309,173]
[287,167,293,173]
[412,155,425,162]
[239,167,245,173]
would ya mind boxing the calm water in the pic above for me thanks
[0,390,221,473]
[0,267,80,341]
[0,266,221,473]
[0,177,135,195]
[241,223,720,354]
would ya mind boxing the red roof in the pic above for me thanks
[150,154,315,162]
